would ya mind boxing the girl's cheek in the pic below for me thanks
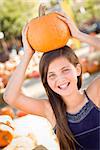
[47,79,55,88]
[69,69,77,77]
[71,72,78,81]
[64,71,73,78]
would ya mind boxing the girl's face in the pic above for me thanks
[47,57,81,96]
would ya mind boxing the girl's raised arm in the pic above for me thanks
[87,76,100,108]
[3,24,49,118]
[57,13,100,50]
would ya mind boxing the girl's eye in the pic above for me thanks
[48,74,56,79]
[63,69,70,72]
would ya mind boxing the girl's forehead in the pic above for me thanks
[48,57,71,71]
[49,57,70,65]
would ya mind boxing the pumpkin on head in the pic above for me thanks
[27,4,70,52]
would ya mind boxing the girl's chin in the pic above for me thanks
[57,88,73,96]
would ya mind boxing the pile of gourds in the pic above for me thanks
[0,115,14,148]
[79,51,100,74]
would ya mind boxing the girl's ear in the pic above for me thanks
[76,64,82,76]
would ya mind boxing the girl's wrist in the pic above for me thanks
[23,49,34,58]
[77,31,87,42]
[21,52,33,62]
[74,30,82,39]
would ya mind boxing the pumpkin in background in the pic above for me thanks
[27,4,70,52]
[16,110,28,117]
[0,106,15,119]
[79,57,88,73]
[87,60,100,74]
[0,115,14,148]
[27,71,40,79]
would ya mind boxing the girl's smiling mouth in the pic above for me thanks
[58,82,70,90]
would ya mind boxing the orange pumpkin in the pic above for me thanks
[0,115,14,148]
[79,57,88,73]
[0,106,15,119]
[87,60,99,74]
[27,5,70,52]
[16,110,28,117]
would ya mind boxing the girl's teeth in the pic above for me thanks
[60,85,67,89]
[59,83,70,89]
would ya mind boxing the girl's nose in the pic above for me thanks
[56,75,66,83]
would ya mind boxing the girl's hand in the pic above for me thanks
[57,12,81,39]
[22,23,35,57]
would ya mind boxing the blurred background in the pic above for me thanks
[0,0,100,149]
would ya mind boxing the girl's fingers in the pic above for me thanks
[56,11,71,20]
[55,11,65,16]
[57,15,67,24]
[22,22,29,36]
[57,13,73,26]
[56,12,66,19]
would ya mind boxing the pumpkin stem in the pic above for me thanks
[39,3,46,17]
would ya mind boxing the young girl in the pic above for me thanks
[3,14,100,150]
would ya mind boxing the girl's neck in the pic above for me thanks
[62,90,87,114]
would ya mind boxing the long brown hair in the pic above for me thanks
[39,46,82,150]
